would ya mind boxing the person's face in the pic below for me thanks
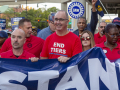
[31,29,37,36]
[11,30,26,49]
[81,33,91,47]
[98,22,107,35]
[77,18,87,31]
[20,22,32,37]
[116,25,120,33]
[105,28,119,45]
[0,37,6,46]
[48,21,56,32]
[54,12,69,31]
[8,33,11,38]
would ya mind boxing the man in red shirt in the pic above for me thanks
[40,10,82,63]
[94,21,107,44]
[96,23,120,62]
[0,29,37,60]
[1,19,44,58]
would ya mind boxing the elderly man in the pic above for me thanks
[1,19,44,58]
[94,21,107,44]
[73,0,98,37]
[37,12,56,40]
[40,10,82,63]
[0,29,36,60]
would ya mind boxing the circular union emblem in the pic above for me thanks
[118,50,120,54]
[68,2,84,19]
[27,43,32,48]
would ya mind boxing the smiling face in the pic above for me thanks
[54,11,69,31]
[81,32,91,47]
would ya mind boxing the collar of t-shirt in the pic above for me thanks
[101,42,120,49]
[14,55,19,58]
[26,35,33,42]
[9,50,26,58]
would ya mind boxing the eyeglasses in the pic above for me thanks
[54,18,68,22]
[50,21,54,24]
[100,26,106,28]
[32,30,37,33]
[107,33,119,38]
[81,36,91,41]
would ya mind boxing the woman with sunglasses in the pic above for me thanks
[96,23,120,62]
[80,30,95,51]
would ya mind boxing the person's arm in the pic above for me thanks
[89,0,98,35]
[40,57,48,59]
[92,0,97,12]
[30,57,39,62]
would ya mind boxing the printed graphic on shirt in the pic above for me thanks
[50,42,67,57]
[118,50,120,54]
[27,43,32,48]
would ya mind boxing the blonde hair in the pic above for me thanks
[80,30,95,51]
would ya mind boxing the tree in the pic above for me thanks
[2,7,59,29]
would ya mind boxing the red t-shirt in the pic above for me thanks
[96,42,120,62]
[0,35,44,58]
[94,32,106,44]
[40,32,82,59]
[117,38,120,44]
[0,50,35,59]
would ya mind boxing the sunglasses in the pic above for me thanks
[81,36,91,41]
[107,33,119,38]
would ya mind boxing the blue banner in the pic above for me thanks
[11,17,24,30]
[95,0,104,17]
[0,19,6,29]
[0,47,120,90]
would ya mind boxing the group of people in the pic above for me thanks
[0,0,120,63]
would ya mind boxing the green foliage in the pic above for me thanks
[2,7,59,29]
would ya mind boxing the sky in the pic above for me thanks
[22,3,62,10]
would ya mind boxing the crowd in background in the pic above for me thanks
[0,0,120,63]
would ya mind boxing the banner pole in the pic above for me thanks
[99,0,112,20]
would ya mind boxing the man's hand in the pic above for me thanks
[92,0,98,12]
[92,0,98,6]
[58,56,70,63]
[29,57,39,62]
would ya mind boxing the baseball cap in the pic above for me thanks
[0,31,8,38]
[7,29,12,34]
[112,17,120,26]
[32,26,37,31]
[49,12,56,22]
